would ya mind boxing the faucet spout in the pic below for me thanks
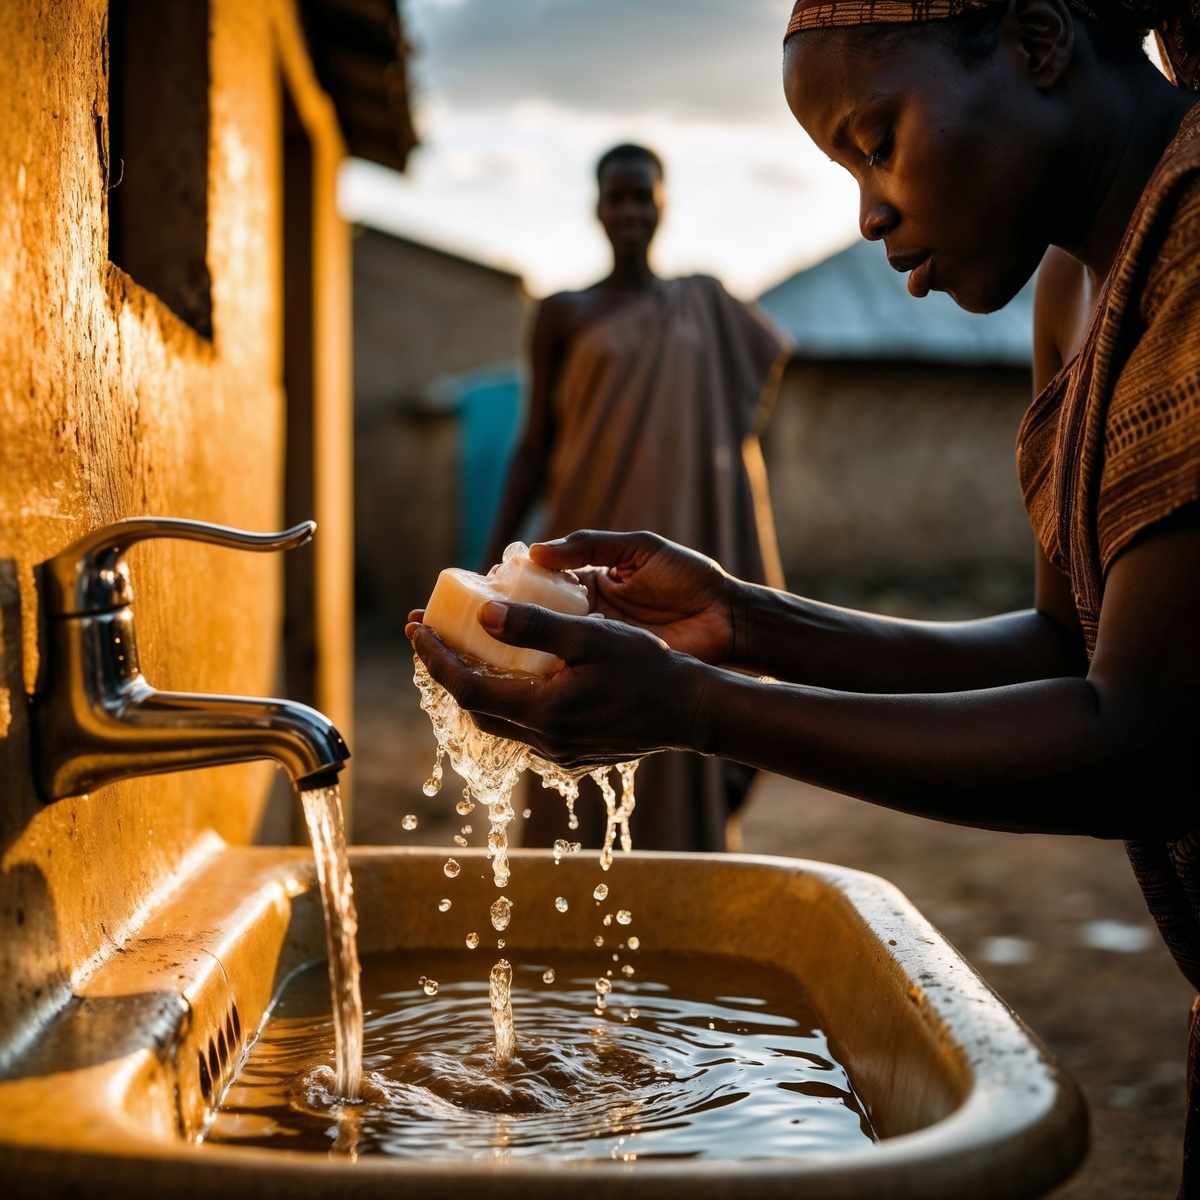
[120,689,350,790]
[32,518,351,802]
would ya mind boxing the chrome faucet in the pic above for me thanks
[32,517,350,802]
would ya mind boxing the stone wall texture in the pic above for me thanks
[353,227,528,415]
[765,359,1036,611]
[352,228,528,621]
[0,0,350,1063]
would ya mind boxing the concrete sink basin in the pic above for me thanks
[0,847,1087,1197]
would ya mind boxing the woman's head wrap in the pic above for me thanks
[786,0,1200,91]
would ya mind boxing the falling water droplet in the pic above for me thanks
[554,896,569,913]
[456,797,476,817]
[593,883,609,902]
[466,932,479,949]
[595,977,612,996]
[542,968,555,984]
[490,896,514,932]
[616,910,632,925]
[622,964,635,977]
[423,979,440,997]
[453,835,468,847]
[522,808,532,819]
[443,859,461,879]
[603,914,613,927]
[629,1008,639,1020]
[422,762,444,798]
[438,898,452,913]
[497,938,505,949]
[594,935,605,948]
[626,936,640,950]
[401,814,418,832]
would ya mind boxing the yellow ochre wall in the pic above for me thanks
[0,0,352,1064]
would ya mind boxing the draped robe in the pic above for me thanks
[521,275,789,852]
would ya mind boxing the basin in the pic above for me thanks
[0,847,1087,1197]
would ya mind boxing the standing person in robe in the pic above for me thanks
[414,5,1200,1191]
[482,143,790,853]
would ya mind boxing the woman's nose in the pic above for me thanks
[860,196,898,242]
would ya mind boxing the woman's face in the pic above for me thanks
[597,159,664,257]
[784,30,1060,313]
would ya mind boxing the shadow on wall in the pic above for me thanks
[0,560,72,1070]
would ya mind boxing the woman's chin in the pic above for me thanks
[945,274,1023,316]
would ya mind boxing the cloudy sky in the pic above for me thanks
[339,0,861,298]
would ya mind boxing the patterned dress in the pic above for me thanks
[1017,102,1200,1195]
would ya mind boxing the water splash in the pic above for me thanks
[490,959,516,1068]
[413,653,641,1064]
[299,785,363,1100]
[413,655,639,890]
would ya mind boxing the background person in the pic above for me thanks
[483,143,790,853]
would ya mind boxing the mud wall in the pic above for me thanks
[0,0,351,1063]
[765,359,1036,614]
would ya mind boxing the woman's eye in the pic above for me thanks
[867,132,894,169]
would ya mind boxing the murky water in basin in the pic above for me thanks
[207,950,875,1162]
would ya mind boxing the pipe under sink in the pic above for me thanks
[0,847,1088,1198]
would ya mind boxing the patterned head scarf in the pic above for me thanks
[786,0,1200,91]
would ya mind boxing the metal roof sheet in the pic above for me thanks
[758,238,1035,368]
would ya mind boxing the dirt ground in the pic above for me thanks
[355,637,1192,1199]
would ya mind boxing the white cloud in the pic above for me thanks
[406,0,793,121]
[340,2,861,297]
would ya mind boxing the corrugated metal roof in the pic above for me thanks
[758,238,1035,368]
[301,0,418,172]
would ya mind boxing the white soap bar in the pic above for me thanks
[424,543,589,675]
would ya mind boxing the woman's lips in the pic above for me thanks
[907,254,935,298]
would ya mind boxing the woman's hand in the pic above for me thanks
[529,530,742,666]
[406,599,710,768]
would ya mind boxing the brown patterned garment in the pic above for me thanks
[1018,105,1200,657]
[1018,103,1200,1193]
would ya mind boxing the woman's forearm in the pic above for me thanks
[692,664,1194,840]
[729,580,1085,693]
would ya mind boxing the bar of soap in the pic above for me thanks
[424,542,589,675]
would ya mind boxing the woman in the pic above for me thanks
[412,3,1200,1189]
[483,142,789,853]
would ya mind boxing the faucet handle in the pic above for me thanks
[41,517,317,617]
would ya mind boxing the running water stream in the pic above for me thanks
[266,650,637,1107]
[299,784,364,1100]
[414,655,640,1062]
